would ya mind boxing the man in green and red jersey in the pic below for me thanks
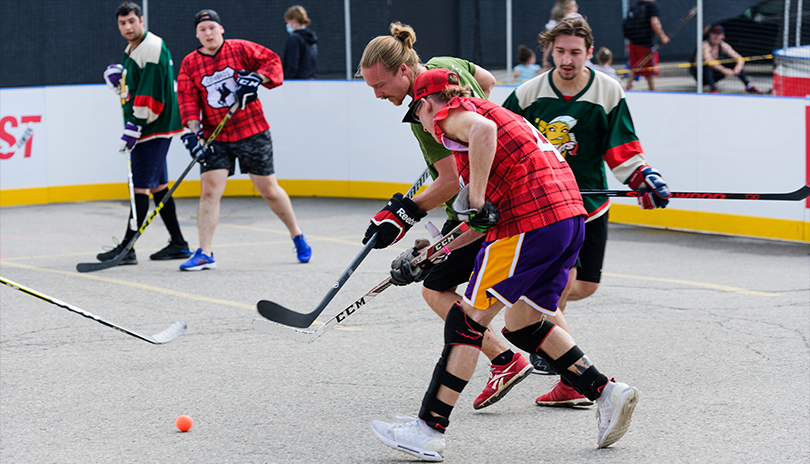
[176,9,311,271]
[98,1,189,266]
[358,22,533,411]
[370,68,640,461]
[502,16,670,403]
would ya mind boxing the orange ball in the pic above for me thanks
[175,415,193,432]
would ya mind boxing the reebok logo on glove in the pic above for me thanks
[363,193,427,249]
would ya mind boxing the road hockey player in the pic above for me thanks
[369,68,640,461]
[176,9,311,271]
[359,22,533,411]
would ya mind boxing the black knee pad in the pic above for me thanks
[501,319,556,353]
[419,303,486,430]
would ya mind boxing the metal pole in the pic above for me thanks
[506,0,512,85]
[344,0,352,80]
[696,0,703,93]
[797,0,804,47]
[142,0,148,30]
[784,0,792,50]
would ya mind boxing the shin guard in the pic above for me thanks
[502,320,608,401]
[419,303,486,431]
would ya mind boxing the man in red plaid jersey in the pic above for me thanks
[176,9,311,271]
[369,69,640,461]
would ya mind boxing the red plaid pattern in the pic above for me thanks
[177,39,283,142]
[433,98,586,240]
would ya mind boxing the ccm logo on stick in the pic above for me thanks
[0,115,42,160]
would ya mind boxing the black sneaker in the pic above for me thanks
[530,353,558,375]
[150,240,192,261]
[96,240,137,265]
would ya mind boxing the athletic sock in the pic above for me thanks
[490,349,515,366]
[152,188,185,244]
[561,377,574,387]
[123,193,150,243]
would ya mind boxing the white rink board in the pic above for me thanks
[1,81,808,222]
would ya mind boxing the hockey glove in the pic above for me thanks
[627,164,672,210]
[104,64,123,91]
[182,132,208,161]
[119,123,142,153]
[390,239,432,286]
[363,193,427,249]
[466,202,499,233]
[234,70,263,110]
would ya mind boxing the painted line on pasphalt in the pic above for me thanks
[603,272,779,296]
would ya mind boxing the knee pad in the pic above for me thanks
[419,303,486,430]
[501,318,556,353]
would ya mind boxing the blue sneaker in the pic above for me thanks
[179,248,216,271]
[292,233,312,263]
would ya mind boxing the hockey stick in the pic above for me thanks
[630,5,697,74]
[580,185,810,201]
[125,150,138,231]
[76,102,240,273]
[253,222,480,342]
[256,167,431,328]
[0,276,187,344]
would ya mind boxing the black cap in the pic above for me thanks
[194,9,222,28]
[710,25,724,35]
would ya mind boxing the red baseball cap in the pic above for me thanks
[402,68,461,124]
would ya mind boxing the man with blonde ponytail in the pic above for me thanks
[358,22,534,415]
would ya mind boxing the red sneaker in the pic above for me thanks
[745,85,764,94]
[536,380,594,407]
[473,352,533,410]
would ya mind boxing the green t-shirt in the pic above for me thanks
[409,57,488,221]
[502,68,647,216]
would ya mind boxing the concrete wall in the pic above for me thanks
[1,80,808,241]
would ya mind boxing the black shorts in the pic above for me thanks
[202,130,275,176]
[131,137,171,189]
[576,211,609,283]
[422,220,486,292]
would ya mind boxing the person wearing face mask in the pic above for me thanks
[283,5,318,79]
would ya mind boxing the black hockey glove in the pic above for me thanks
[182,131,208,161]
[390,239,432,286]
[363,193,427,249]
[466,202,499,233]
[234,70,263,110]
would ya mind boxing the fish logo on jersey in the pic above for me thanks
[536,115,578,157]
[201,67,237,109]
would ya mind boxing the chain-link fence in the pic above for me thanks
[2,1,808,95]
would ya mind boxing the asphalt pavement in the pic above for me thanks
[1,196,808,463]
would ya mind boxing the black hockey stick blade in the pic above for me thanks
[580,185,810,201]
[76,103,240,273]
[255,168,431,328]
[257,233,378,327]
[0,276,187,344]
[254,222,478,340]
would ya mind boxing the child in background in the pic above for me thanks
[513,45,542,82]
[592,46,622,85]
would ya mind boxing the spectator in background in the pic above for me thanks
[541,0,579,71]
[513,45,542,82]
[283,5,318,79]
[592,46,622,85]
[624,0,668,91]
[690,25,764,94]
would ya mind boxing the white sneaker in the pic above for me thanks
[371,415,445,462]
[595,379,639,448]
